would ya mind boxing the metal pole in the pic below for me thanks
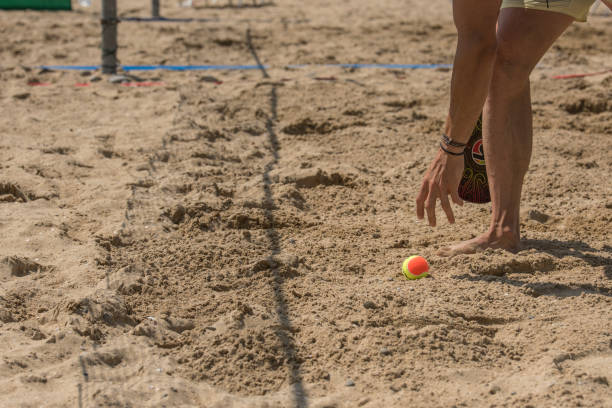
[152,0,160,18]
[101,0,118,74]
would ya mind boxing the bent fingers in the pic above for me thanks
[416,183,428,220]
[425,186,438,227]
[440,192,455,224]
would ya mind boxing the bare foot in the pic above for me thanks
[437,231,519,257]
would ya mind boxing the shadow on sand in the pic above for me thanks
[247,28,308,408]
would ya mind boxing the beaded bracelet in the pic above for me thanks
[441,133,467,148]
[439,142,465,156]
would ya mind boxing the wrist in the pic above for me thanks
[441,133,467,149]
[439,142,465,156]
[439,134,466,156]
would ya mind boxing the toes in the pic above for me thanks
[436,241,482,257]
[436,246,453,257]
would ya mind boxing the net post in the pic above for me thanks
[101,0,118,74]
[152,0,160,17]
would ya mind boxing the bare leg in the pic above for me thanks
[438,8,574,257]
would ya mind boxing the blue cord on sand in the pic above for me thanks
[39,63,451,72]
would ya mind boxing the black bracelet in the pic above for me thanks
[439,142,465,156]
[441,133,467,148]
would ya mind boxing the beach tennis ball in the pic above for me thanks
[402,256,429,280]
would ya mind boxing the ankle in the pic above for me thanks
[487,224,519,244]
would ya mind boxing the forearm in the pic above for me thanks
[444,0,501,144]
[445,37,497,144]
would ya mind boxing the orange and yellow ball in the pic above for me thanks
[402,256,429,280]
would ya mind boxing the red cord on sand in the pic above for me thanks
[552,69,612,79]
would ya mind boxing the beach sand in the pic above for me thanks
[1,0,611,406]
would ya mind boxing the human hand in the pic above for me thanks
[416,149,465,226]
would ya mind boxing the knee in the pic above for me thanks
[457,29,498,60]
[493,34,532,82]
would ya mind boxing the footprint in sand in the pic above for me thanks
[0,182,29,202]
[1,256,51,277]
